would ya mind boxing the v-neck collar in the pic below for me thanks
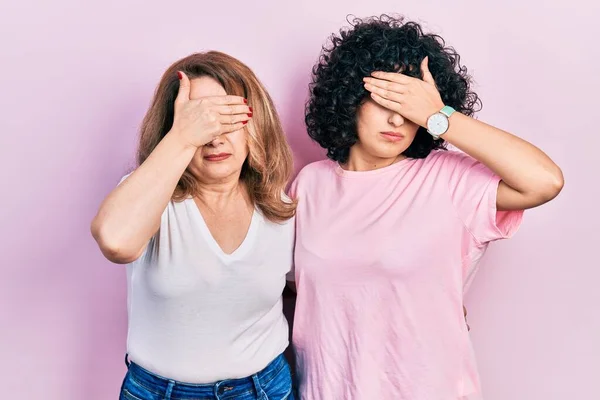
[188,198,261,264]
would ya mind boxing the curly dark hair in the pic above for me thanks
[305,15,482,163]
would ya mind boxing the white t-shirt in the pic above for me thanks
[121,176,294,383]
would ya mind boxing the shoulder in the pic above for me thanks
[294,159,336,184]
[257,206,295,238]
[418,149,477,173]
[424,149,470,164]
[289,159,336,197]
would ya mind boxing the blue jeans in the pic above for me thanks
[119,353,294,400]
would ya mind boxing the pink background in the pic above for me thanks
[1,1,598,399]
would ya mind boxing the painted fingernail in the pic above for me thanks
[247,113,253,117]
[243,121,248,125]
[249,107,253,113]
[243,99,248,104]
[177,71,182,80]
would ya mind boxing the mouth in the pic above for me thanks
[204,153,232,162]
[380,131,405,142]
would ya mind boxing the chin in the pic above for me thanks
[371,145,408,159]
[202,163,241,180]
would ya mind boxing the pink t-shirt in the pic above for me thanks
[289,150,523,400]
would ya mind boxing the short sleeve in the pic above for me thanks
[285,215,296,282]
[286,173,299,200]
[446,152,523,244]
[284,175,301,282]
[118,172,133,186]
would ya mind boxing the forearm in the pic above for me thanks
[442,113,564,207]
[91,131,197,262]
[363,63,564,209]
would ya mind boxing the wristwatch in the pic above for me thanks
[426,105,456,139]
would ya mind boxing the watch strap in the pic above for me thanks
[440,105,455,118]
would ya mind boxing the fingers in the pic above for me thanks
[370,71,412,84]
[421,56,436,85]
[220,121,247,134]
[364,83,405,104]
[363,78,407,104]
[175,71,191,105]
[370,93,403,114]
[208,95,248,105]
[364,76,406,110]
[364,77,407,93]
[219,112,251,125]
[214,104,252,116]
[215,104,252,125]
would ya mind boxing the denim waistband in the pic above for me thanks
[125,353,287,399]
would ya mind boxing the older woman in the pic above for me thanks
[92,52,295,400]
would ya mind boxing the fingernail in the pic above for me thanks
[177,71,182,80]
[243,121,248,125]
[249,107,253,113]
[243,99,248,104]
[247,113,253,117]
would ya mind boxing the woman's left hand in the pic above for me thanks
[363,57,445,127]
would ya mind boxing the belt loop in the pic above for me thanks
[252,374,266,399]
[214,381,223,400]
[124,353,131,368]
[165,380,175,399]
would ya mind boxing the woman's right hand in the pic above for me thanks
[170,71,252,148]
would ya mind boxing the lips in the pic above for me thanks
[380,132,405,142]
[204,153,231,161]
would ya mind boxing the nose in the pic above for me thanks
[206,134,225,147]
[388,112,405,127]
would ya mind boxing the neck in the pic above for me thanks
[196,174,249,210]
[342,147,405,172]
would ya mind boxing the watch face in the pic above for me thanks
[427,113,449,136]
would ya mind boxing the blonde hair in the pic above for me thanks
[137,51,296,222]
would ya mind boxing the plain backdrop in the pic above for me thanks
[1,0,598,399]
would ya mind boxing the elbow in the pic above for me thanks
[545,166,565,200]
[90,217,142,264]
[533,166,565,205]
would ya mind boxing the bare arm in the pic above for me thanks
[364,57,564,211]
[91,72,251,263]
[91,134,196,263]
[440,114,563,211]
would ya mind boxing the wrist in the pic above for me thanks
[426,105,455,139]
[167,128,199,151]
[421,105,444,128]
[164,129,200,161]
